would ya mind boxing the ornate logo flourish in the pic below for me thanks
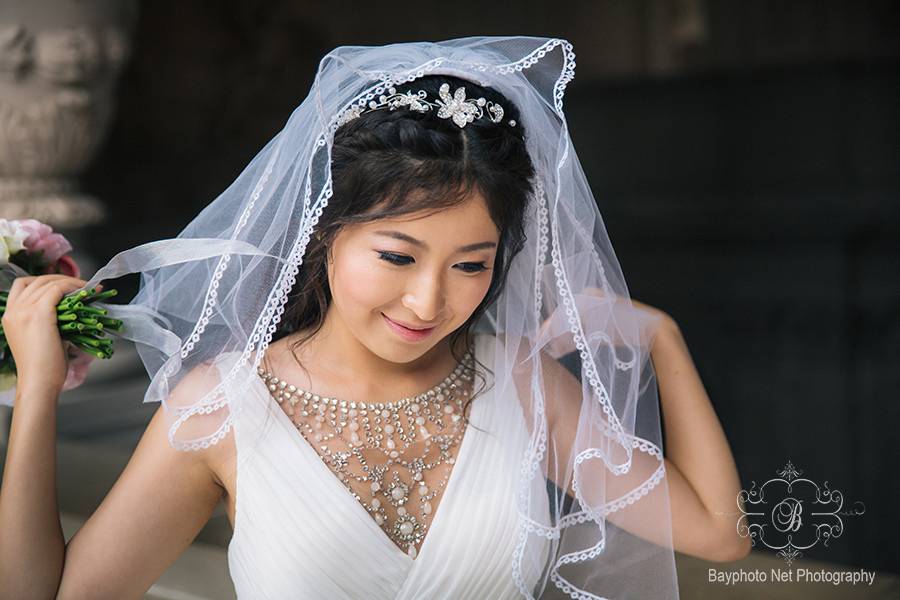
[735,461,866,565]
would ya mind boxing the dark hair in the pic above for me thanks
[272,74,535,423]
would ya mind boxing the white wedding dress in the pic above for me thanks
[216,333,551,599]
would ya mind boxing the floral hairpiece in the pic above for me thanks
[337,83,516,129]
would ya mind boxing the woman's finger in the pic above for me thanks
[12,277,59,307]
[34,278,88,308]
[12,276,87,308]
[4,275,38,303]
[4,276,40,308]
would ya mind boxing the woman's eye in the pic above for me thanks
[376,251,414,266]
[375,252,489,273]
[457,262,489,273]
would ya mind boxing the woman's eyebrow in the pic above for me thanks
[373,230,497,253]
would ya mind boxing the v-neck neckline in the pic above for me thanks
[250,368,482,567]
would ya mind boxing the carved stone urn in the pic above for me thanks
[0,0,137,227]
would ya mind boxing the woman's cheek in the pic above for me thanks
[454,276,492,318]
[337,255,395,309]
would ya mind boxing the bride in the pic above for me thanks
[0,37,749,599]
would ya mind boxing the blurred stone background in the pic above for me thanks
[1,0,899,598]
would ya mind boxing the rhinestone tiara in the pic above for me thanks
[337,82,516,129]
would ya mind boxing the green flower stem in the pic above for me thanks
[59,290,90,308]
[80,289,117,303]
[68,334,104,348]
[71,344,110,359]
[97,316,123,328]
[0,286,121,361]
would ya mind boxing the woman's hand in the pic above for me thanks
[538,286,677,358]
[628,296,680,344]
[1,275,95,396]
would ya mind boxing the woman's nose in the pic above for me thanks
[402,275,446,323]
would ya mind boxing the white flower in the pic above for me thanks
[0,219,29,266]
[435,83,480,128]
[336,105,364,127]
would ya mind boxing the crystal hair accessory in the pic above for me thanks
[336,82,516,129]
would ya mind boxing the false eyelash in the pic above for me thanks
[376,251,489,273]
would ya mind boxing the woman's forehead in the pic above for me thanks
[351,199,498,245]
[367,189,493,226]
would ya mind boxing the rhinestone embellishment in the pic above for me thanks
[337,83,515,129]
[258,349,475,559]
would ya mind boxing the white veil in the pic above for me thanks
[69,36,678,598]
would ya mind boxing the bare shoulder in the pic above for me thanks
[163,359,239,491]
[509,339,583,429]
[56,361,234,599]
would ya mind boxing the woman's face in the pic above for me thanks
[324,190,499,363]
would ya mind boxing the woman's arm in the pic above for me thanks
[55,400,227,600]
[524,297,751,562]
[0,384,67,599]
[650,315,751,561]
[0,275,228,599]
[0,275,86,598]
[0,382,228,600]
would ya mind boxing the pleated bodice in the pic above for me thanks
[219,333,550,599]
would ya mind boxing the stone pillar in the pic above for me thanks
[0,0,137,227]
[0,0,137,444]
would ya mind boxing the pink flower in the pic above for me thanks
[53,254,81,278]
[15,218,73,264]
[61,345,95,392]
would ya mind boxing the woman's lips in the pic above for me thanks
[382,313,436,341]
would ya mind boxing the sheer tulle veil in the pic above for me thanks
[51,37,678,598]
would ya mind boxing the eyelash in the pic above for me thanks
[376,251,490,274]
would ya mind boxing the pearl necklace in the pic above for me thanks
[257,349,474,559]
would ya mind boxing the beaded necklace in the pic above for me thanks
[257,349,474,559]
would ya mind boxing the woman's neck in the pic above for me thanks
[263,319,467,405]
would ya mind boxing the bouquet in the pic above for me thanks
[0,218,122,394]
